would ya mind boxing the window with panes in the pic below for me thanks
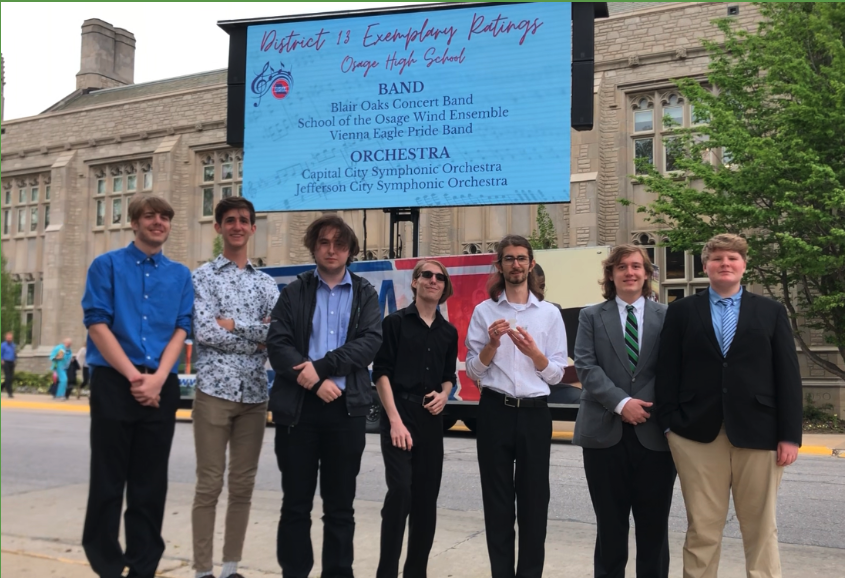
[199,150,243,219]
[630,91,701,175]
[631,232,709,304]
[92,161,152,229]
[1,175,51,237]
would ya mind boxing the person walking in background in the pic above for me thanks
[266,215,382,578]
[1,332,17,398]
[50,338,73,399]
[66,354,81,399]
[81,195,193,578]
[77,344,89,398]
[655,233,803,578]
[191,197,279,578]
[573,245,675,578]
[373,259,458,578]
[465,235,568,578]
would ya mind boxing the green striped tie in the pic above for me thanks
[625,305,639,372]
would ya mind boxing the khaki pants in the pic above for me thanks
[668,426,784,578]
[192,389,268,572]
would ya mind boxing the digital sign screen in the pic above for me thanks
[242,2,571,211]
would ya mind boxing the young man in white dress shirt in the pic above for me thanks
[191,197,280,578]
[465,235,568,578]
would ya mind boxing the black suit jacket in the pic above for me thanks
[654,290,802,450]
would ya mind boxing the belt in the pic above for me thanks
[133,365,156,374]
[396,391,432,405]
[483,388,548,408]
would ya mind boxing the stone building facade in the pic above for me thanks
[1,4,842,410]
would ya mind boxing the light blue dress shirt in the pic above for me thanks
[708,286,743,355]
[309,269,353,390]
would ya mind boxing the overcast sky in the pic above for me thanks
[0,1,416,120]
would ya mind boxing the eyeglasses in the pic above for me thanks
[502,255,530,265]
[419,271,447,282]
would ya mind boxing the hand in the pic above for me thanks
[293,361,319,389]
[777,441,799,466]
[255,343,266,351]
[487,319,510,348]
[216,318,235,332]
[423,390,449,415]
[620,399,653,425]
[390,419,414,451]
[507,327,546,368]
[315,378,342,403]
[130,372,166,408]
[262,317,272,324]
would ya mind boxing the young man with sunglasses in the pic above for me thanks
[266,215,382,578]
[465,235,568,578]
[373,260,458,578]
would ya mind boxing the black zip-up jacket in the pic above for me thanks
[266,269,382,426]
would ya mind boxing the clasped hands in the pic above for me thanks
[128,370,165,408]
[293,360,343,403]
[487,319,545,365]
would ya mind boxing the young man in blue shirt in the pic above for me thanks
[1,332,17,398]
[81,195,194,578]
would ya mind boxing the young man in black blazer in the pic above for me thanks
[655,233,803,578]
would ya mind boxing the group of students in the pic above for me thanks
[79,193,801,578]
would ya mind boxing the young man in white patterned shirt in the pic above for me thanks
[191,197,279,578]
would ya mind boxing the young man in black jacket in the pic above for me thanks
[266,215,382,578]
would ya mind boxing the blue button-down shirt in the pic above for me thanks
[309,269,353,390]
[1,342,16,362]
[709,286,743,354]
[82,242,194,372]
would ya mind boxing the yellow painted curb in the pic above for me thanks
[799,445,836,457]
[0,399,192,420]
[449,423,574,440]
[0,399,89,412]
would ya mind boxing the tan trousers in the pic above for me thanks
[192,389,268,572]
[668,426,784,578]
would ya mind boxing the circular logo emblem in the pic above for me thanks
[272,78,291,100]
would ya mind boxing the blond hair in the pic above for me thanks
[701,234,748,264]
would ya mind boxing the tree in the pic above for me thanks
[1,254,22,342]
[630,2,845,380]
[212,235,223,260]
[528,204,559,250]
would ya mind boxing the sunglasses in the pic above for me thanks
[419,271,447,282]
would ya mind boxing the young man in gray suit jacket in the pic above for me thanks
[573,245,676,578]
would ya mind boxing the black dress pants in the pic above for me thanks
[582,423,677,578]
[275,391,366,578]
[82,366,179,578]
[2,361,14,396]
[476,390,552,578]
[377,398,444,578]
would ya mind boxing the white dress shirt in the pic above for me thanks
[465,291,568,398]
[613,295,645,414]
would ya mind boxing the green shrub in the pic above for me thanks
[803,393,836,422]
[10,371,55,393]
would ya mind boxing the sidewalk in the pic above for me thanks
[3,393,844,456]
[3,481,845,578]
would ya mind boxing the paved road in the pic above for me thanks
[3,408,844,551]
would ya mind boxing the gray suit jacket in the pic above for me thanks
[572,298,669,451]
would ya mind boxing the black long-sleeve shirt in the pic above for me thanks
[372,302,458,395]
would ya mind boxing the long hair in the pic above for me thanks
[486,235,544,302]
[600,244,654,300]
[303,215,360,266]
[411,259,454,304]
